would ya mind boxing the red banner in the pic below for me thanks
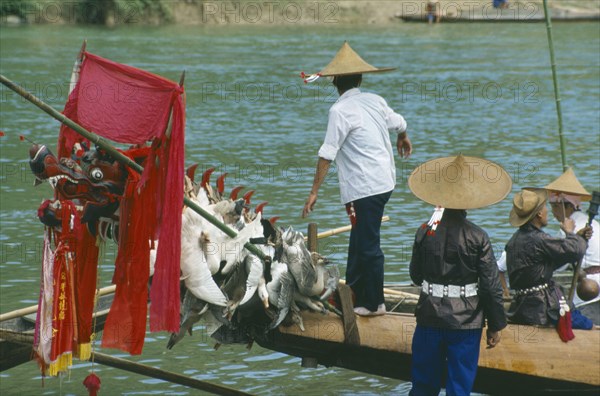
[58,52,185,354]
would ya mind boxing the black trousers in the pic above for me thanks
[345,190,392,311]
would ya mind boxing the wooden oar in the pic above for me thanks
[0,285,116,323]
[0,330,250,396]
[90,352,251,396]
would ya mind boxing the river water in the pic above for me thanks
[0,21,598,395]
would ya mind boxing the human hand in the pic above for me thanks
[302,193,317,218]
[397,132,412,159]
[577,225,593,241]
[560,217,576,234]
[486,329,501,349]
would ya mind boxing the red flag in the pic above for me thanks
[57,52,184,353]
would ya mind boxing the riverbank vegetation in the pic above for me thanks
[1,0,598,26]
[1,0,172,24]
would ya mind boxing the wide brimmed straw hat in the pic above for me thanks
[545,167,592,201]
[509,188,548,227]
[408,154,512,209]
[310,41,396,78]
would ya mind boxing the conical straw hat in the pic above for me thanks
[408,154,512,209]
[317,41,396,77]
[545,167,592,201]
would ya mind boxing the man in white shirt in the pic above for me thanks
[301,42,412,316]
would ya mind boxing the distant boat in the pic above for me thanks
[395,5,600,23]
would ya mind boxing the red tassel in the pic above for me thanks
[83,373,101,396]
[557,311,575,342]
[19,135,25,141]
[566,311,575,340]
[0,131,5,137]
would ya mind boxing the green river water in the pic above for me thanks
[0,21,599,395]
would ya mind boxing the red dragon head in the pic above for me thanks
[29,143,127,227]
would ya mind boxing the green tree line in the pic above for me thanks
[1,0,172,24]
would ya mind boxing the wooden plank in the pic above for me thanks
[336,283,360,345]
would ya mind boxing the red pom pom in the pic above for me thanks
[83,373,101,396]
[19,135,25,141]
[0,131,5,137]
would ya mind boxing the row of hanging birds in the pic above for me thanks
[150,166,340,350]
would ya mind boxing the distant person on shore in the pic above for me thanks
[493,0,509,9]
[546,168,600,324]
[301,41,412,317]
[426,1,440,24]
[505,189,592,338]
[408,154,509,396]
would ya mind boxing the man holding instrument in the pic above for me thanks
[546,168,600,324]
[505,188,592,337]
[301,42,412,316]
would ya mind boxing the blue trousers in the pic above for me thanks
[346,190,391,312]
[410,325,483,396]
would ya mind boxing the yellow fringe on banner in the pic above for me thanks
[47,353,72,376]
[77,343,92,361]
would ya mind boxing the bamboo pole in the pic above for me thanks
[338,279,418,299]
[0,285,116,323]
[305,216,390,241]
[0,74,266,262]
[543,0,568,171]
[69,40,86,94]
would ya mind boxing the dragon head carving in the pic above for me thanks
[29,143,126,226]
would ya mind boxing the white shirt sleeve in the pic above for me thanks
[382,100,407,134]
[318,108,352,161]
[497,250,507,272]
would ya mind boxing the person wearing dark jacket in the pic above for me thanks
[408,154,510,396]
[506,188,591,326]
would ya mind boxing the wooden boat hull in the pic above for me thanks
[256,311,600,395]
